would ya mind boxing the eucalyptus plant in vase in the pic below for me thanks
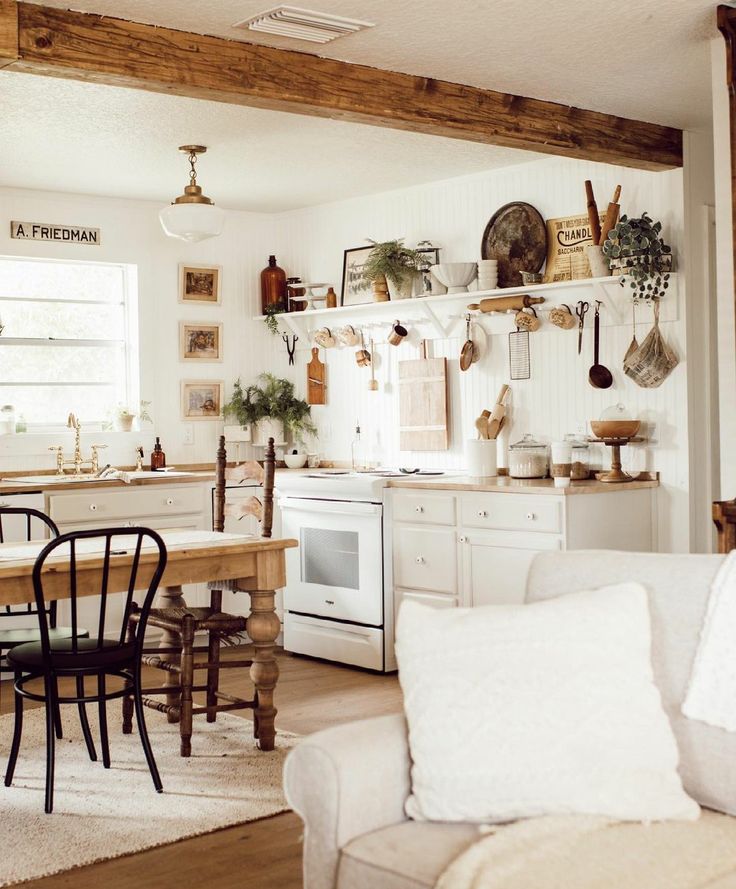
[224,374,317,448]
[602,212,672,301]
[361,239,425,301]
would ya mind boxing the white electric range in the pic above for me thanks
[278,470,447,672]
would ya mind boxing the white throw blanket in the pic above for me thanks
[682,549,736,731]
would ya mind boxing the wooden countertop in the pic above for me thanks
[387,476,659,495]
[0,471,216,496]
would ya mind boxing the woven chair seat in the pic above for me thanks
[147,607,247,632]
[206,579,242,592]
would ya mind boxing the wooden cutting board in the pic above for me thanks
[399,347,448,451]
[307,347,326,405]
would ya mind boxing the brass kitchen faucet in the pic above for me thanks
[48,413,107,476]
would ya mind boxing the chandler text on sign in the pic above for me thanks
[10,221,101,245]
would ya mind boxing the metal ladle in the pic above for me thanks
[588,301,613,389]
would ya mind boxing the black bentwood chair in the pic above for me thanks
[0,508,90,725]
[4,527,168,813]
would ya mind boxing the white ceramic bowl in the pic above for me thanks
[430,262,477,293]
[284,452,308,469]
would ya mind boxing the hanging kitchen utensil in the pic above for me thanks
[282,333,298,366]
[467,294,545,314]
[337,324,360,346]
[399,339,449,451]
[368,338,378,391]
[513,306,540,332]
[575,300,590,355]
[481,202,547,288]
[624,301,639,366]
[355,329,371,367]
[460,314,474,372]
[508,319,531,381]
[624,300,679,388]
[588,301,613,389]
[307,347,326,405]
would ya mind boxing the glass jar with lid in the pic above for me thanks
[0,404,16,436]
[508,434,549,479]
[565,434,590,480]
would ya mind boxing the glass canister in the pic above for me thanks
[565,434,591,480]
[0,404,16,435]
[508,434,549,479]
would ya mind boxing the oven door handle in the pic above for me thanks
[278,496,382,517]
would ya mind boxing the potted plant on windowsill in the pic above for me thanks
[602,212,673,301]
[224,374,317,447]
[108,401,152,432]
[362,239,425,301]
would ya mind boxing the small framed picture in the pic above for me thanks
[179,263,221,304]
[416,247,441,296]
[179,322,223,362]
[181,380,223,420]
[341,246,375,306]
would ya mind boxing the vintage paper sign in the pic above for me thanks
[10,221,101,245]
[543,215,601,283]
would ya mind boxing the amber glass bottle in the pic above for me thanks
[150,436,166,470]
[261,255,287,314]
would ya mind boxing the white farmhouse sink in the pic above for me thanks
[6,471,196,485]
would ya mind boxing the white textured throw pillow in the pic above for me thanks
[396,583,699,824]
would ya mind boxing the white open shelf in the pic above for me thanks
[253,274,679,339]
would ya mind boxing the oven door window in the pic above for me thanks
[301,527,359,590]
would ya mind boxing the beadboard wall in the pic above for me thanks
[269,157,689,552]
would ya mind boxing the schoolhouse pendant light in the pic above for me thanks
[159,145,226,243]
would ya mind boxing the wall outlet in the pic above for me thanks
[182,424,194,446]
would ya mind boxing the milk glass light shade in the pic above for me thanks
[159,202,225,243]
[160,145,225,243]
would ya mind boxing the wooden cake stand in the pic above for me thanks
[589,436,644,483]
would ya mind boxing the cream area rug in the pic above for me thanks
[0,705,299,886]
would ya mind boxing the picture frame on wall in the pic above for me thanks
[179,263,221,304]
[416,246,442,297]
[179,322,223,362]
[181,380,223,420]
[341,246,375,306]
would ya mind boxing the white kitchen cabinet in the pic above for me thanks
[391,486,655,617]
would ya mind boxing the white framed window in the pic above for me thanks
[0,255,139,430]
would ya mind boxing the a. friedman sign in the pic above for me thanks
[10,220,101,245]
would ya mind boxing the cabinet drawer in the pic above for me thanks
[49,485,205,525]
[460,493,562,534]
[395,588,458,617]
[393,491,456,526]
[393,526,457,594]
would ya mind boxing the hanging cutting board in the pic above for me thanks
[399,342,448,451]
[307,347,326,405]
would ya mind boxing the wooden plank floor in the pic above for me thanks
[0,647,403,889]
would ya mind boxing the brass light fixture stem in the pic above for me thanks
[171,145,215,206]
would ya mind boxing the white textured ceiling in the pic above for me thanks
[0,71,544,211]
[26,0,716,129]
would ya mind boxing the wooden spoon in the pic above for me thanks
[588,302,613,389]
[474,415,489,440]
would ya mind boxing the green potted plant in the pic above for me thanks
[108,400,152,432]
[362,239,425,301]
[224,374,317,447]
[602,212,672,301]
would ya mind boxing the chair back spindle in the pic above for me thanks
[214,435,276,538]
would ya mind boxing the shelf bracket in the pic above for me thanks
[419,301,451,338]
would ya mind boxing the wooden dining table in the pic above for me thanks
[0,529,297,751]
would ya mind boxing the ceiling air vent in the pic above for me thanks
[233,6,374,44]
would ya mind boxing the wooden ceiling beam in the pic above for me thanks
[0,0,18,69]
[5,3,682,171]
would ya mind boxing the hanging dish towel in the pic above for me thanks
[682,550,736,731]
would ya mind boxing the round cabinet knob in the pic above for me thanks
[459,535,468,543]
[89,504,98,512]
[526,512,536,521]
[415,556,425,564]
[166,498,174,506]
[0,501,9,508]
[477,510,488,518]
[415,505,424,513]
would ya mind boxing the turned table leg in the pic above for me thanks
[245,588,280,751]
[155,584,186,724]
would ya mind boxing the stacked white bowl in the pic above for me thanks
[477,259,498,291]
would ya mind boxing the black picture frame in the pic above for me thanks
[416,247,441,296]
[341,246,375,306]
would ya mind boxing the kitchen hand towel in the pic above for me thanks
[682,550,736,731]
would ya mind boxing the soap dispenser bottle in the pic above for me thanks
[351,422,364,472]
[150,436,166,470]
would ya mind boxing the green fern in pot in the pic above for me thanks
[361,239,425,301]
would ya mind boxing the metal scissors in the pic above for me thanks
[282,333,298,365]
[575,301,590,355]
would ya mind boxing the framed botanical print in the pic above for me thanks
[341,246,374,306]
[416,246,441,296]
[179,263,221,304]
[181,380,223,420]
[179,322,223,362]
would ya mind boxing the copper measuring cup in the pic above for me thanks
[387,320,408,346]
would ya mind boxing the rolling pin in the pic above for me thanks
[598,185,622,246]
[585,180,602,246]
[468,295,545,314]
